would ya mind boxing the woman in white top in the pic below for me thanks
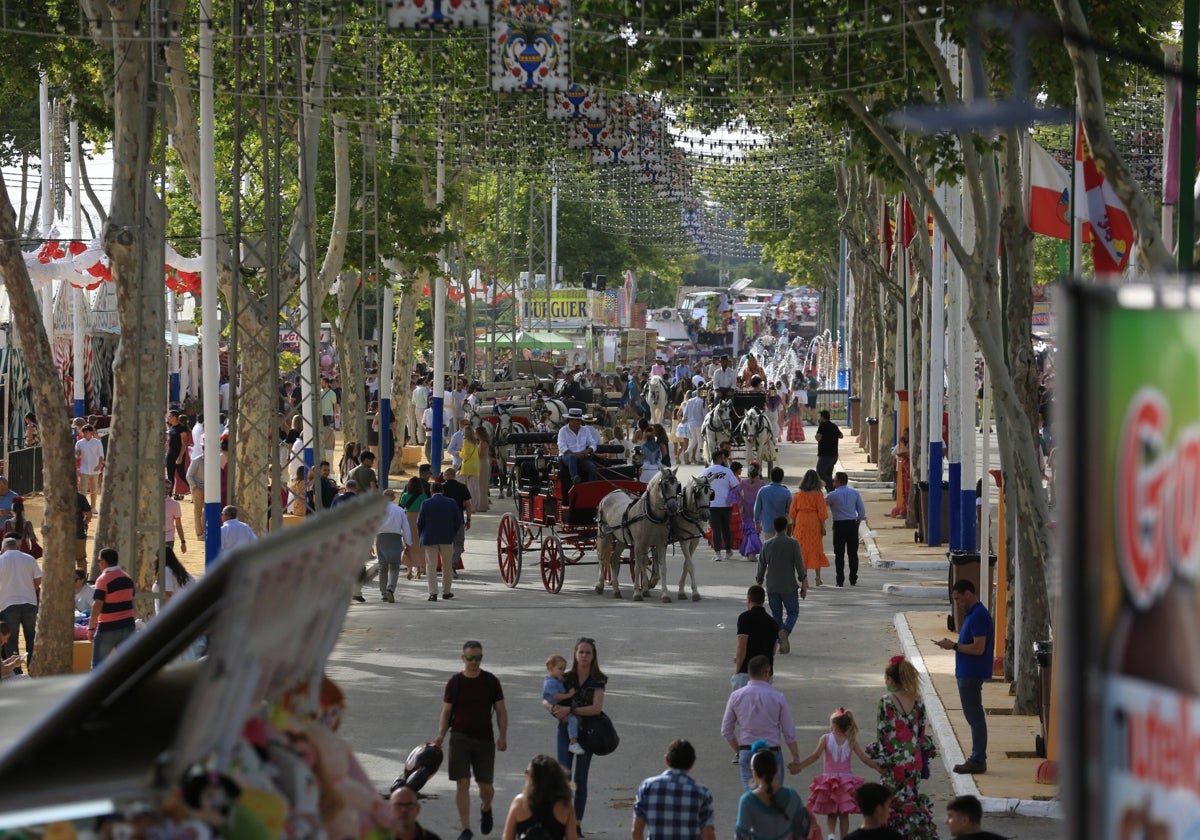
[154,546,194,613]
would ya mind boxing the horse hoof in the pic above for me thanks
[691,593,702,602]
[662,595,672,603]
[613,591,622,599]
[677,591,686,601]
[633,592,644,602]
[594,585,604,595]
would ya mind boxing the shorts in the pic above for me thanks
[81,473,102,494]
[448,733,496,783]
[806,393,818,409]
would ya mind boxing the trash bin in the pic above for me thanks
[867,417,879,463]
[914,480,951,544]
[848,397,862,437]
[1034,640,1053,758]
[948,550,997,632]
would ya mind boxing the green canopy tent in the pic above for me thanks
[506,331,575,350]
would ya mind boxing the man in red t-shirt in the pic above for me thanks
[434,641,507,840]
[88,547,136,669]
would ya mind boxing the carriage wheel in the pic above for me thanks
[497,514,522,588]
[540,535,566,594]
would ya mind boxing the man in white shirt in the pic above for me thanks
[411,376,430,445]
[702,450,740,562]
[219,506,258,555]
[447,419,469,470]
[74,425,106,513]
[557,408,602,485]
[712,356,738,399]
[0,536,41,671]
[376,488,413,603]
[682,390,708,465]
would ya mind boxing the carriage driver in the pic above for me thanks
[557,407,603,486]
[712,356,738,400]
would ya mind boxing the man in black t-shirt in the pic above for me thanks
[814,409,842,492]
[434,641,507,840]
[732,584,780,691]
[441,468,473,572]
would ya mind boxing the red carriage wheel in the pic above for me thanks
[497,514,522,588]
[540,535,565,593]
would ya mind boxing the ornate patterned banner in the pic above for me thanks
[491,0,571,92]
[547,83,605,120]
[385,0,488,29]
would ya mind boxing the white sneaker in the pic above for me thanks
[569,742,586,755]
[724,552,733,562]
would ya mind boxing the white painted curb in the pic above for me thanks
[883,583,947,599]
[893,613,1062,819]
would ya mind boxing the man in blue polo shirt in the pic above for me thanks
[936,579,994,775]
[752,467,792,540]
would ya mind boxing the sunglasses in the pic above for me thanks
[463,654,483,662]
[577,637,595,646]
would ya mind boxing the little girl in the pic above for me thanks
[795,708,879,840]
[786,396,805,442]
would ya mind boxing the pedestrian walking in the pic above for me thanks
[825,473,866,587]
[755,516,808,653]
[89,547,135,669]
[417,482,464,602]
[945,794,1006,840]
[500,754,577,840]
[814,410,842,492]
[794,708,879,840]
[790,470,830,587]
[732,584,780,691]
[549,637,608,835]
[434,641,508,840]
[376,488,412,603]
[0,536,39,671]
[721,655,803,791]
[702,450,740,562]
[632,739,716,840]
[735,745,820,840]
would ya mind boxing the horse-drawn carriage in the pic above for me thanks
[495,432,716,601]
[495,432,642,593]
[697,390,777,470]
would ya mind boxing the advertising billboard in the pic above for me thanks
[1061,283,1200,840]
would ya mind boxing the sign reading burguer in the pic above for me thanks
[519,290,593,326]
[1061,283,1200,840]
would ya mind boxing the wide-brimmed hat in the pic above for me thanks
[565,407,594,422]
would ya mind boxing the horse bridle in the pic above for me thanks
[707,403,733,433]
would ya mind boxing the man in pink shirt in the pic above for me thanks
[720,655,802,790]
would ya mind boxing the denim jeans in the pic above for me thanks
[767,590,799,635]
[558,723,593,821]
[0,604,36,669]
[92,624,136,669]
[957,676,988,763]
[738,746,784,790]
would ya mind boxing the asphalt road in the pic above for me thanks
[328,443,1061,840]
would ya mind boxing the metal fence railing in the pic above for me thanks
[815,390,849,423]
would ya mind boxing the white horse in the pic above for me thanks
[699,399,735,463]
[595,468,683,601]
[644,375,671,426]
[491,403,517,497]
[532,395,569,428]
[740,405,777,469]
[668,473,714,602]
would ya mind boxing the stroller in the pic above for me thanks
[389,742,444,794]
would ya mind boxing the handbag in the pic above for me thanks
[577,711,620,756]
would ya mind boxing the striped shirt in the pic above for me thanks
[93,565,135,631]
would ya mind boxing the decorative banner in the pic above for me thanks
[547,83,605,120]
[566,117,613,149]
[386,0,488,29]
[491,0,570,93]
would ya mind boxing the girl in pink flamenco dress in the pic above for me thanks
[795,708,880,840]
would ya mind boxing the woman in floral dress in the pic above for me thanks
[789,470,829,586]
[865,655,939,839]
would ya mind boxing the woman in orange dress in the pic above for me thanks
[789,469,830,586]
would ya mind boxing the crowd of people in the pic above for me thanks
[400,633,998,840]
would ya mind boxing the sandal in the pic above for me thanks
[406,568,414,581]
